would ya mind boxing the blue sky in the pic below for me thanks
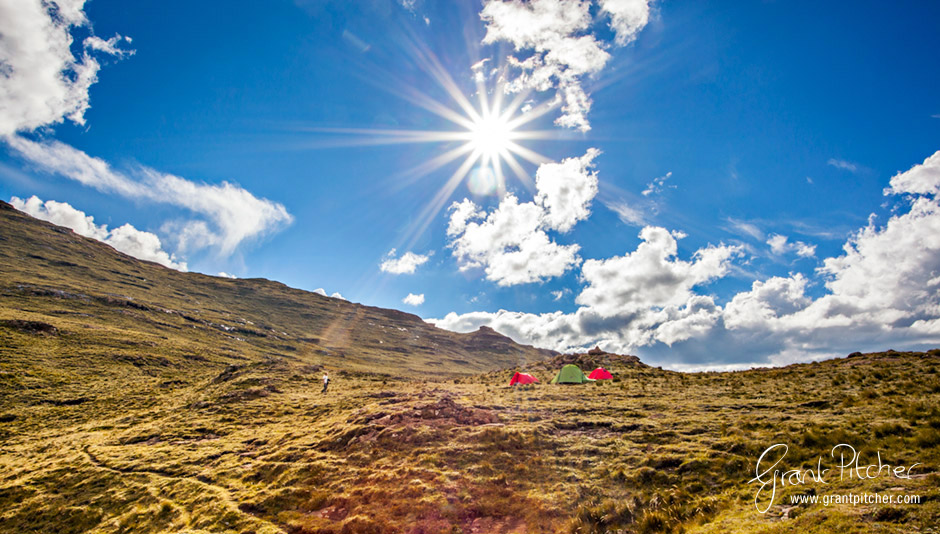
[2,0,939,369]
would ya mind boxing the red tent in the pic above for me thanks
[588,367,613,380]
[509,372,539,386]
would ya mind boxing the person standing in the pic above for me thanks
[321,372,330,393]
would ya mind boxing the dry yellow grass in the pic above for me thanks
[1,201,939,533]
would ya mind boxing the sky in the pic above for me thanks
[1,0,939,370]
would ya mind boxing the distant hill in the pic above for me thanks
[0,199,556,386]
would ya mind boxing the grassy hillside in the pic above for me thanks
[1,202,939,533]
[0,200,555,379]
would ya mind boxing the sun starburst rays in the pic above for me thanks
[297,40,564,250]
[310,83,553,187]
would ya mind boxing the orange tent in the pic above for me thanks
[509,372,539,386]
[588,367,613,380]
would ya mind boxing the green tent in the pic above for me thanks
[550,364,591,384]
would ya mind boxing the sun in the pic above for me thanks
[302,45,560,247]
[466,111,515,161]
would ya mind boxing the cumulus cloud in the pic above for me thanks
[446,149,599,286]
[217,272,237,279]
[884,150,940,196]
[0,0,133,136]
[402,293,425,306]
[577,227,740,315]
[795,242,817,257]
[816,155,940,321]
[723,275,811,330]
[6,136,293,255]
[312,288,346,300]
[448,195,580,286]
[598,0,652,45]
[380,249,430,274]
[434,227,739,354]
[11,195,186,270]
[480,0,651,132]
[535,147,599,232]
[432,151,940,368]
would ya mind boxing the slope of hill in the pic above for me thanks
[1,201,939,534]
[0,200,555,382]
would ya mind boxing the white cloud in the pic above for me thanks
[480,0,651,132]
[446,149,601,286]
[725,217,765,241]
[766,234,788,255]
[598,0,652,45]
[83,34,133,56]
[723,274,811,330]
[599,171,672,229]
[434,226,739,354]
[11,195,186,271]
[12,194,108,240]
[767,233,816,258]
[380,249,430,274]
[447,194,581,286]
[402,293,425,306]
[551,288,570,301]
[577,226,740,315]
[431,296,724,356]
[433,151,940,368]
[605,200,646,226]
[795,242,816,257]
[0,0,133,136]
[6,136,292,255]
[641,171,673,196]
[312,287,346,301]
[817,206,940,320]
[471,58,491,83]
[535,148,600,232]
[884,150,940,196]
[481,0,592,52]
[827,158,860,173]
[217,272,237,279]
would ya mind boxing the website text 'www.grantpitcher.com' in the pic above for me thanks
[790,492,922,507]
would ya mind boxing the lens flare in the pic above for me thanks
[467,166,499,196]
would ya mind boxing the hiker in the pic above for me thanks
[321,372,330,393]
